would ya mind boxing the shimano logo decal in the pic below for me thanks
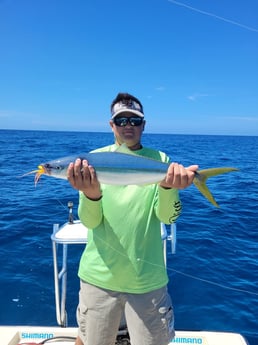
[21,332,54,339]
[172,337,203,344]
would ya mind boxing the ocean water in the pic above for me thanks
[0,129,257,344]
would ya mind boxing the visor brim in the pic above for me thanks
[111,109,144,119]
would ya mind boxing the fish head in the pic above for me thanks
[22,159,69,186]
[36,159,69,181]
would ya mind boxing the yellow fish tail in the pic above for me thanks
[193,167,239,207]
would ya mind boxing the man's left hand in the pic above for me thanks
[160,163,199,189]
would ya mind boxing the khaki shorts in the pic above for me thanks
[77,281,175,345]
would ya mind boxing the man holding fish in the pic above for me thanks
[24,92,237,344]
[67,92,198,345]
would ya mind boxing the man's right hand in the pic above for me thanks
[67,159,102,200]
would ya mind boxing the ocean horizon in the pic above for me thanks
[2,128,258,136]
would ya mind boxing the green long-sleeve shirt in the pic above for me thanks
[78,144,182,293]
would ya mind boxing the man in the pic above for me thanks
[68,92,198,345]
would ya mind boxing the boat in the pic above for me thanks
[0,326,249,345]
[1,203,249,345]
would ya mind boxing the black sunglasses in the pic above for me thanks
[113,116,144,127]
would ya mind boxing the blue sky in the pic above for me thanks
[0,0,257,135]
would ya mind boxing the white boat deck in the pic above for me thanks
[0,326,249,345]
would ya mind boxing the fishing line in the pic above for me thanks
[92,231,258,297]
[166,266,258,296]
[49,190,257,297]
[168,0,258,33]
[49,195,257,297]
[54,197,70,212]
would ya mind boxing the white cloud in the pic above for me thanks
[155,86,166,91]
[187,93,209,101]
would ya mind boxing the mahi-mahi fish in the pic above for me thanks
[24,145,238,207]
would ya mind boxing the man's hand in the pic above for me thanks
[160,163,199,189]
[67,159,102,200]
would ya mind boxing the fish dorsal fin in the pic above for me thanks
[114,143,139,156]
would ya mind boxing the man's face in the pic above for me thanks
[109,112,145,149]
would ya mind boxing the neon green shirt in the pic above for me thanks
[78,144,182,293]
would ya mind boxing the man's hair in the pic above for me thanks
[111,93,143,112]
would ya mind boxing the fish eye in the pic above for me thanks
[45,163,62,170]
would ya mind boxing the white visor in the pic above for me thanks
[111,100,144,119]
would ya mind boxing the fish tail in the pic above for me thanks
[193,167,239,207]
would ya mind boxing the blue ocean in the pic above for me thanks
[0,129,257,344]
